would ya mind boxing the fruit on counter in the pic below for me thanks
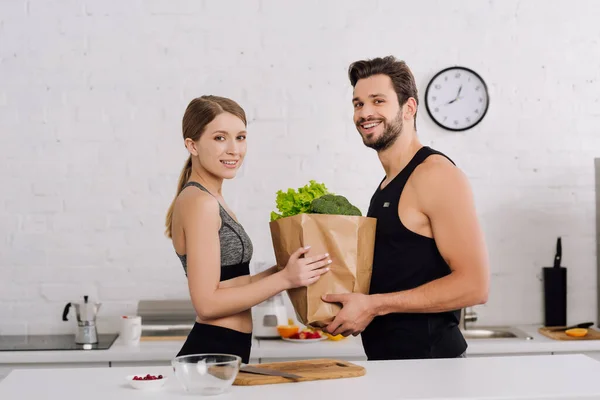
[277,318,300,338]
[277,320,327,340]
[324,332,346,341]
[289,330,322,340]
[287,327,323,340]
[565,328,588,337]
[133,374,163,381]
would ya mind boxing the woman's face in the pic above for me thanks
[186,112,247,180]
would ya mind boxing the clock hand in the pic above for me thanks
[446,85,463,105]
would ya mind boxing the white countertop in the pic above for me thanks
[256,325,600,360]
[2,325,600,365]
[1,354,600,399]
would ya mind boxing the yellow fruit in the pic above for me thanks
[325,332,346,341]
[565,328,588,337]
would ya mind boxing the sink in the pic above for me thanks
[460,326,533,340]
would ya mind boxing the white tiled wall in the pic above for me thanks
[1,0,599,335]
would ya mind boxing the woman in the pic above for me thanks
[165,95,331,363]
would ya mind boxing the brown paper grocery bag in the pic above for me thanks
[269,214,377,328]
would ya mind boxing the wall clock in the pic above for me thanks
[424,66,489,131]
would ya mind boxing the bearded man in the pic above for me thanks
[322,56,490,360]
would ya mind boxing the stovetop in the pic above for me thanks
[0,334,119,351]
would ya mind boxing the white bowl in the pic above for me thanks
[125,374,168,390]
[171,354,241,395]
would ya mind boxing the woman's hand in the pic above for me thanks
[280,246,331,289]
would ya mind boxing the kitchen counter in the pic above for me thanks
[2,325,600,366]
[1,335,259,364]
[2,353,600,399]
[257,325,600,360]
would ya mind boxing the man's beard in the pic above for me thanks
[358,112,403,152]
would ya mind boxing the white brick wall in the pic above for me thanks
[1,0,599,335]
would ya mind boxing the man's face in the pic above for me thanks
[352,74,403,152]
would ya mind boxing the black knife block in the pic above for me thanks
[543,266,567,327]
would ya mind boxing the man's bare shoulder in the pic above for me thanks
[409,154,472,206]
[410,154,466,184]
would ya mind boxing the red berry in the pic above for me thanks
[134,373,164,381]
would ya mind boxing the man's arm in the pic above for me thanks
[371,159,490,316]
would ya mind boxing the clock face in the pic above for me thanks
[424,67,489,131]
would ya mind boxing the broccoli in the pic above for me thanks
[309,194,362,217]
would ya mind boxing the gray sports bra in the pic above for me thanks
[176,182,253,281]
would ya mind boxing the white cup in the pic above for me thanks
[120,316,142,346]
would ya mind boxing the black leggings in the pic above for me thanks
[176,323,252,364]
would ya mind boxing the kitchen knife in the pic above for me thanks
[547,322,594,332]
[542,237,567,327]
[239,365,303,380]
[554,237,562,268]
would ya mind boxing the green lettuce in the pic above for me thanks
[270,180,329,221]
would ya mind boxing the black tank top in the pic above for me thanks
[361,146,467,360]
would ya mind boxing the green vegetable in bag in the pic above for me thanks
[270,180,362,221]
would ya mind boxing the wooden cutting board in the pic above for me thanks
[233,358,365,386]
[538,327,600,340]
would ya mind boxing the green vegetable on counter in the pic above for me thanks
[270,180,362,221]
